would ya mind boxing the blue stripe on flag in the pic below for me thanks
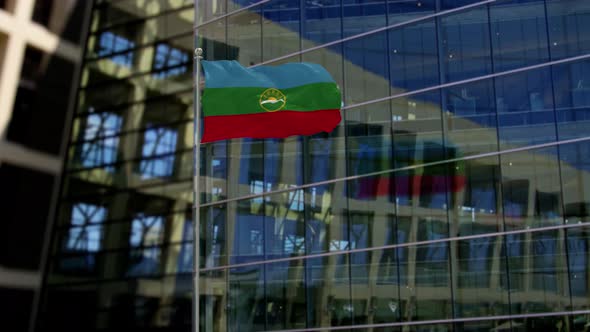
[202,60,335,89]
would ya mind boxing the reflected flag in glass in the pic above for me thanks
[200,60,342,143]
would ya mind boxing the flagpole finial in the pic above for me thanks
[194,48,203,59]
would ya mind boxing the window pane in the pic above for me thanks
[303,0,342,47]
[344,31,390,105]
[439,6,492,82]
[490,0,550,72]
[227,7,262,66]
[495,68,557,150]
[442,79,498,157]
[547,0,590,60]
[389,19,439,93]
[139,126,178,179]
[553,59,590,140]
[501,147,563,230]
[503,230,570,315]
[343,0,387,37]
[262,0,300,62]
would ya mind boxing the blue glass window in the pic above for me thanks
[127,214,164,276]
[547,0,590,60]
[80,111,122,170]
[388,0,435,25]
[568,231,588,296]
[532,232,559,291]
[495,68,556,149]
[389,20,439,92]
[283,234,305,254]
[458,236,493,288]
[60,203,107,272]
[65,203,106,252]
[139,126,178,179]
[440,7,492,82]
[342,0,387,37]
[553,60,590,139]
[490,0,549,72]
[303,0,342,44]
[287,186,305,211]
[152,44,189,79]
[97,32,135,66]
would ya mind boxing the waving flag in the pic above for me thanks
[200,60,342,143]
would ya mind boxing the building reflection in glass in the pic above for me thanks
[37,0,590,331]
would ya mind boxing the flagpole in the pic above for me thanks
[193,47,203,332]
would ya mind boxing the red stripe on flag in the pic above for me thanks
[201,109,342,143]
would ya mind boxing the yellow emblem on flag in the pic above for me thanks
[259,88,287,112]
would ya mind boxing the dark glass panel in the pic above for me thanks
[199,20,230,61]
[455,319,516,332]
[0,288,33,332]
[490,0,550,72]
[440,0,490,10]
[39,284,97,331]
[0,164,53,270]
[304,130,347,257]
[561,141,590,311]
[227,264,265,331]
[200,269,227,332]
[227,7,262,66]
[559,141,590,225]
[346,101,392,201]
[305,254,352,327]
[227,196,265,265]
[7,47,75,154]
[450,156,502,238]
[394,160,451,219]
[442,79,498,157]
[302,0,342,47]
[350,247,402,326]
[264,138,307,258]
[391,91,444,167]
[501,147,563,230]
[502,230,570,315]
[553,59,590,140]
[403,242,453,321]
[265,261,307,329]
[495,68,557,150]
[453,235,510,319]
[389,19,439,93]
[78,72,134,111]
[566,227,590,311]
[439,6,492,82]
[203,140,228,204]
[344,31,390,105]
[388,0,435,25]
[262,0,300,62]
[343,0,387,37]
[32,0,53,27]
[547,0,590,60]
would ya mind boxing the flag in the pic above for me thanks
[200,60,342,143]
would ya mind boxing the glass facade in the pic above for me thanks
[37,0,590,331]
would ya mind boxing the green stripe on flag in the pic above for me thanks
[202,82,341,116]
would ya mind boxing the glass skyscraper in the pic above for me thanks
[37,0,590,331]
